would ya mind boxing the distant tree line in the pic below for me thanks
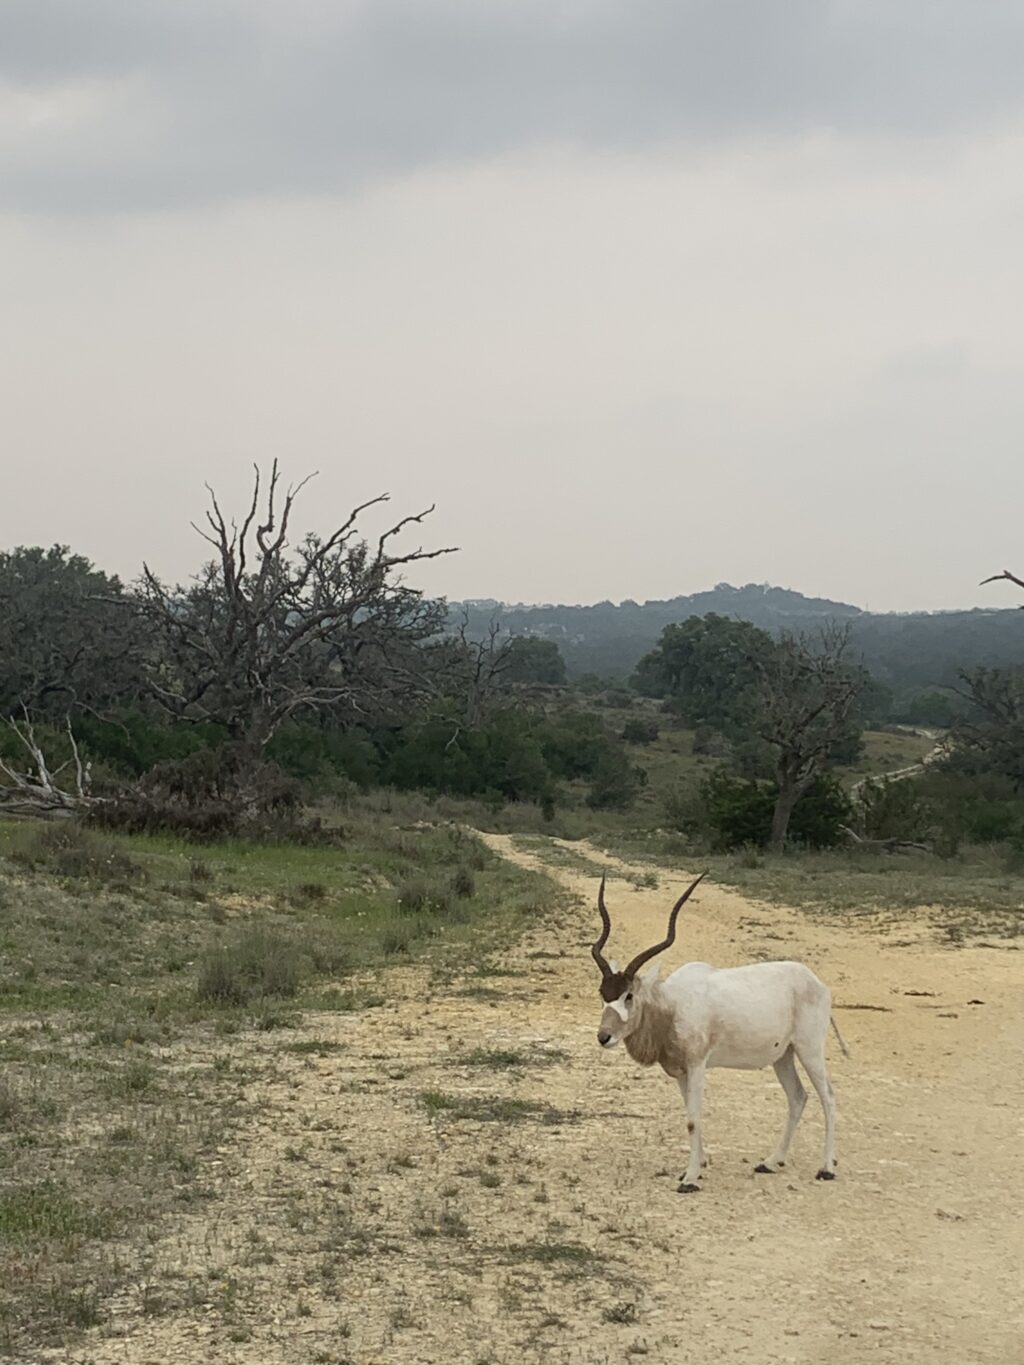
[453,584,1024,710]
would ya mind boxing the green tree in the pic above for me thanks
[501,636,567,686]
[952,667,1024,786]
[751,627,866,850]
[632,614,774,731]
[0,545,140,718]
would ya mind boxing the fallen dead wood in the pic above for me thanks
[0,711,101,817]
[839,824,930,854]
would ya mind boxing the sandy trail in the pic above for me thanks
[50,838,1024,1365]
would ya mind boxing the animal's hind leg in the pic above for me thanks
[754,1046,806,1174]
[796,1044,837,1180]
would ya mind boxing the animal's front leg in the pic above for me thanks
[676,1064,706,1193]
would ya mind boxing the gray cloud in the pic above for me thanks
[2,1,1024,212]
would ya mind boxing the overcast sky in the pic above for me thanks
[2,1,1023,612]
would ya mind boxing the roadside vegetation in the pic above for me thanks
[0,805,552,1354]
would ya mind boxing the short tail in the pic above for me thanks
[830,1015,850,1059]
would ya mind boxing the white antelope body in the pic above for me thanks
[592,873,847,1192]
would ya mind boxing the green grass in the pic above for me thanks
[0,1184,110,1246]
[701,845,1024,933]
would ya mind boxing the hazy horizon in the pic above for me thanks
[3,3,1023,615]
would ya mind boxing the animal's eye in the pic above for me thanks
[625,992,633,1003]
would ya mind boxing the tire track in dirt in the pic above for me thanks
[50,838,1023,1365]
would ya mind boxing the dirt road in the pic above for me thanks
[51,838,1024,1365]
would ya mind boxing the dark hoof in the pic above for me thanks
[754,1163,776,1174]
[815,1169,836,1181]
[677,1182,701,1194]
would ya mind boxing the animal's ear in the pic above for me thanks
[607,958,620,975]
[640,963,661,987]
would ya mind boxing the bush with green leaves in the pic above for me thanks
[921,769,1024,847]
[856,776,932,841]
[379,705,642,810]
[586,750,646,810]
[699,770,852,850]
[622,717,659,745]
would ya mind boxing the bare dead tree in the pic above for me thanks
[980,569,1024,602]
[0,711,97,816]
[450,614,516,725]
[133,463,456,764]
[752,624,866,851]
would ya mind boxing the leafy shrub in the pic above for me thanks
[699,770,851,849]
[586,751,646,810]
[539,710,618,781]
[622,718,659,745]
[603,689,634,709]
[267,721,381,790]
[918,769,1024,847]
[662,783,702,833]
[691,725,730,758]
[856,777,932,841]
[196,930,303,1006]
[384,711,550,802]
[789,776,852,848]
[382,707,643,809]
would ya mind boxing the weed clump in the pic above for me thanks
[196,929,303,1006]
[11,823,144,887]
[450,866,476,899]
[395,877,453,916]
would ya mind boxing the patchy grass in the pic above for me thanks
[569,826,1024,939]
[458,1047,568,1071]
[0,806,556,1356]
[598,842,1024,937]
[417,1091,576,1125]
[7,821,146,888]
[280,1038,345,1057]
[0,1184,111,1245]
[504,1241,604,1269]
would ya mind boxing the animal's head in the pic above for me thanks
[591,872,707,1049]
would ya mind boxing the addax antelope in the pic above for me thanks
[591,873,848,1192]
